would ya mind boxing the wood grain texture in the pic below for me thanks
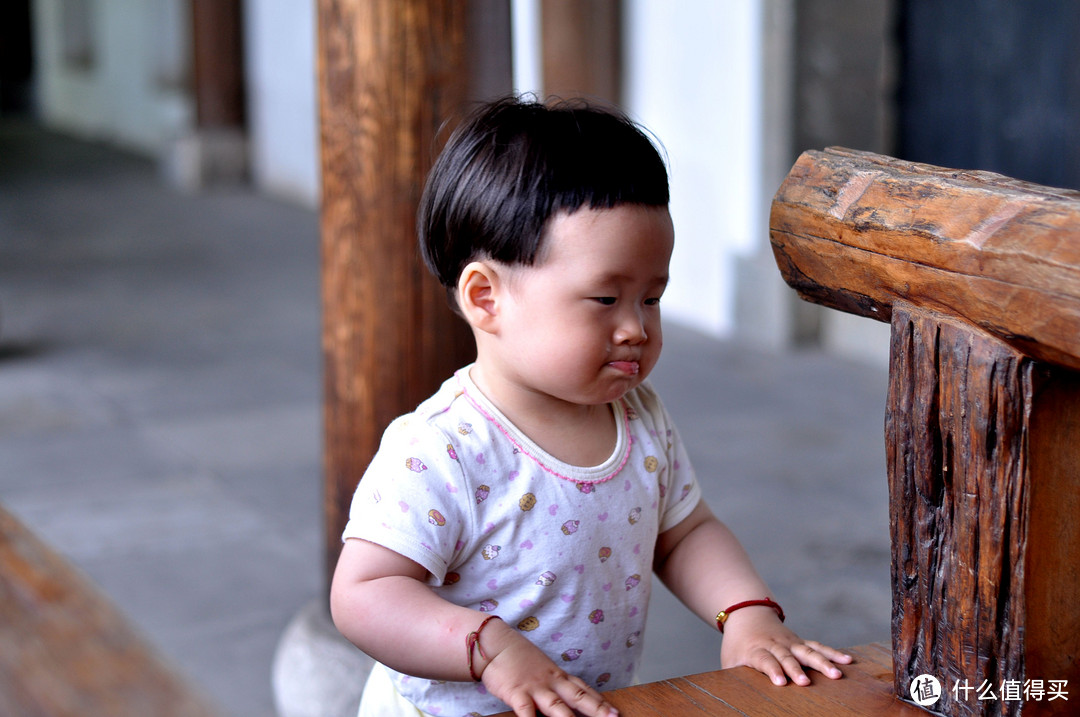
[1023,367,1080,716]
[770,147,1080,370]
[541,0,621,103]
[488,644,926,716]
[887,304,1030,716]
[772,149,1080,715]
[316,0,489,588]
[886,304,1079,716]
[0,505,219,717]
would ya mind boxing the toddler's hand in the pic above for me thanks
[479,621,619,717]
[719,607,852,687]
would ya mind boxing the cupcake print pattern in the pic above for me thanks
[341,371,702,717]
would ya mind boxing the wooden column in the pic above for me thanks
[541,0,622,103]
[770,147,1080,715]
[190,0,245,130]
[887,304,1031,716]
[174,0,247,188]
[316,0,510,591]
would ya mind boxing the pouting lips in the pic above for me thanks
[606,360,640,375]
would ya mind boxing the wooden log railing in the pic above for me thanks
[0,503,220,717]
[771,147,1080,716]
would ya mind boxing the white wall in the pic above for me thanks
[623,1,769,337]
[30,0,319,204]
[31,0,193,155]
[243,0,320,206]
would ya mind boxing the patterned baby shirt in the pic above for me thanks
[342,366,702,716]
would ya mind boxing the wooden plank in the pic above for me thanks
[769,147,1080,371]
[0,505,219,717]
[488,644,926,716]
[681,644,925,717]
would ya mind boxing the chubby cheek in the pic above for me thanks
[528,323,595,366]
[640,330,663,376]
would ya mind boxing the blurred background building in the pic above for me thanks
[5,1,1078,357]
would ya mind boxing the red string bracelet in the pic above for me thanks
[715,598,785,633]
[466,615,502,681]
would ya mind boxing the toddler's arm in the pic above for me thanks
[653,500,852,686]
[330,537,619,717]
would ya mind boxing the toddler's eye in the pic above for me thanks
[644,297,661,306]
[593,297,617,306]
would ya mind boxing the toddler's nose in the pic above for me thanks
[614,311,647,344]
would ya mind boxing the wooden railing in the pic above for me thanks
[505,149,1080,717]
[0,504,220,717]
[770,147,1080,716]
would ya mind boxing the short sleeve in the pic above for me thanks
[625,382,703,533]
[656,417,702,532]
[341,415,473,583]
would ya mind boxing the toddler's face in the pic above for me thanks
[495,204,674,407]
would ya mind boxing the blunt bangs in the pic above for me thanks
[418,97,669,293]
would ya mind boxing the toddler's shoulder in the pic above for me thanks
[374,371,491,472]
[383,372,471,433]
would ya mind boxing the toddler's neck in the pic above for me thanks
[466,363,619,468]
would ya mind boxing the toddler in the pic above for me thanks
[330,97,851,717]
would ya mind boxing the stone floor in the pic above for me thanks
[0,119,893,716]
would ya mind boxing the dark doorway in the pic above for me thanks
[0,0,34,115]
[896,0,1080,190]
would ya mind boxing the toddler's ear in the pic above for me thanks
[457,261,501,333]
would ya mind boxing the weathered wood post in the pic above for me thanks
[770,147,1080,716]
[540,0,622,102]
[316,0,510,590]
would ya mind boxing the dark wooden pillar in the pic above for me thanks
[190,0,245,130]
[316,0,510,591]
[541,0,621,104]
[771,147,1080,715]
[887,304,1031,715]
[885,303,1080,716]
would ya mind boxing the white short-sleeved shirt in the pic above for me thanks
[342,366,702,716]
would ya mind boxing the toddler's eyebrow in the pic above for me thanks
[590,271,669,286]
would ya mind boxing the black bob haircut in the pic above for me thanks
[418,96,670,309]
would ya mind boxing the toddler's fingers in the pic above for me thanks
[777,651,813,686]
[803,640,853,665]
[505,688,569,717]
[537,692,575,717]
[505,678,607,717]
[557,675,619,717]
[788,643,845,682]
[747,649,789,687]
